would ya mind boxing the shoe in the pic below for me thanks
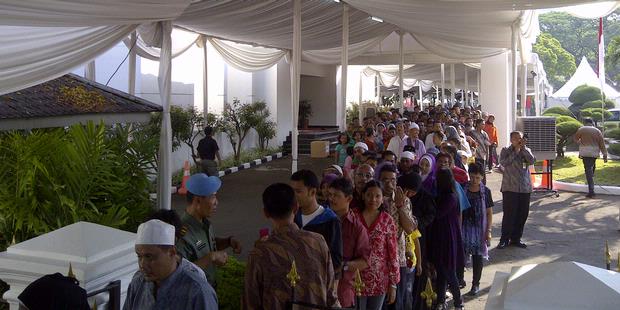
[511,241,527,248]
[459,279,466,289]
[468,285,480,296]
[497,241,510,249]
[586,193,595,198]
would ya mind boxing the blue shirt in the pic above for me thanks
[123,258,218,310]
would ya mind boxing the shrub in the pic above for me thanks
[581,99,616,110]
[568,85,603,108]
[604,123,618,130]
[543,106,572,116]
[556,120,582,157]
[215,257,246,310]
[555,115,578,124]
[609,143,620,156]
[0,122,154,248]
[604,128,620,140]
[581,108,613,122]
[219,99,264,161]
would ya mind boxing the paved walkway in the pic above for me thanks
[173,155,620,309]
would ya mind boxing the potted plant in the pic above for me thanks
[299,99,312,129]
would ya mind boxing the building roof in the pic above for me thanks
[551,56,620,99]
[0,74,161,120]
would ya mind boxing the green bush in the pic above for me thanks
[556,120,582,157]
[604,123,618,130]
[581,99,616,110]
[555,115,578,124]
[216,257,246,310]
[543,106,572,116]
[605,128,620,140]
[0,122,154,248]
[609,143,620,156]
[569,85,603,107]
[581,108,613,122]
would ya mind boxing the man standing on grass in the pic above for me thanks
[574,118,608,198]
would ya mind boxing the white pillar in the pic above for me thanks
[128,31,137,95]
[450,64,456,107]
[435,84,439,106]
[291,0,301,173]
[398,31,404,114]
[418,84,423,106]
[202,35,209,117]
[520,64,527,116]
[481,51,511,148]
[376,73,381,105]
[441,64,445,106]
[85,61,96,81]
[464,67,469,107]
[477,70,481,107]
[157,21,173,210]
[340,4,349,131]
[511,24,518,123]
[534,73,540,116]
[358,71,363,126]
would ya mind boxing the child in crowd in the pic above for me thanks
[335,133,350,167]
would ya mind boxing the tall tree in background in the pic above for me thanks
[533,33,577,90]
[606,35,620,81]
[539,11,620,85]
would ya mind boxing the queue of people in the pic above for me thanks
[121,104,535,310]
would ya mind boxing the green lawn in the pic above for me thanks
[551,156,620,186]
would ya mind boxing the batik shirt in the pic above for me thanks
[357,210,400,296]
[383,194,414,267]
[123,258,218,310]
[243,223,338,310]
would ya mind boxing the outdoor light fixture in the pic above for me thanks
[371,16,383,23]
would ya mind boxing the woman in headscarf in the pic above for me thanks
[419,154,437,195]
[445,125,472,159]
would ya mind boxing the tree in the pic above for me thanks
[539,10,620,86]
[250,101,277,151]
[568,85,603,110]
[606,35,620,81]
[556,120,582,157]
[218,99,262,161]
[533,33,577,90]
[581,99,616,109]
[543,106,572,116]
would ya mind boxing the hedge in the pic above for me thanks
[543,106,572,116]
[569,84,602,106]
[609,143,620,156]
[581,99,616,110]
[555,115,578,124]
[604,128,620,140]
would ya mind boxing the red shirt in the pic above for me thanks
[356,210,400,296]
[338,210,371,307]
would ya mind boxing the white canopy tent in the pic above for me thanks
[549,56,620,108]
[485,261,620,310]
[1,0,616,209]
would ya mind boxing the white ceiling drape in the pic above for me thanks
[0,0,191,26]
[0,25,136,95]
[122,27,201,61]
[302,34,389,65]
[208,37,289,72]
[561,1,620,19]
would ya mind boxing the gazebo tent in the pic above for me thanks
[1,0,616,209]
[548,56,620,108]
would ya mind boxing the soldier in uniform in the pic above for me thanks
[177,173,242,286]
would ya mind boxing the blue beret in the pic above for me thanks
[186,173,221,196]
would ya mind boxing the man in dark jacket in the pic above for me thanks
[290,170,343,283]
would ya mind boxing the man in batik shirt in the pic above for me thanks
[243,183,338,310]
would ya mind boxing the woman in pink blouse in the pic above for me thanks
[356,180,400,310]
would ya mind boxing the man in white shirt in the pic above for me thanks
[574,118,608,198]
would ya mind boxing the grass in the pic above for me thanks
[551,156,620,187]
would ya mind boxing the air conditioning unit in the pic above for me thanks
[515,117,556,160]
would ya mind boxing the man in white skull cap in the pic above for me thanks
[123,219,218,309]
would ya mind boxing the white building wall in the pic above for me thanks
[276,58,293,144]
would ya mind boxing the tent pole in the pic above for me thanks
[520,64,527,116]
[534,72,540,116]
[450,64,456,107]
[128,31,137,95]
[511,23,518,124]
[464,66,469,107]
[291,0,301,173]
[477,70,481,107]
[157,21,173,210]
[441,64,445,107]
[376,74,381,106]
[341,3,349,131]
[358,71,363,126]
[202,35,209,118]
[398,31,404,114]
[435,84,439,106]
[418,84,423,108]
[85,61,96,81]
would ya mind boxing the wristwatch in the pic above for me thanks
[343,262,349,272]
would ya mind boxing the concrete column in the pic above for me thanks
[520,64,527,116]
[340,4,349,131]
[398,31,404,113]
[481,51,511,148]
[450,64,456,107]
[441,64,445,106]
[464,66,469,107]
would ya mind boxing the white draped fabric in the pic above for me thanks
[122,28,200,61]
[561,1,620,19]
[0,25,136,95]
[0,0,191,26]
[302,34,388,65]
[157,21,173,210]
[209,37,289,72]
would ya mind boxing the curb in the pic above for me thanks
[217,152,287,177]
[553,180,620,196]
